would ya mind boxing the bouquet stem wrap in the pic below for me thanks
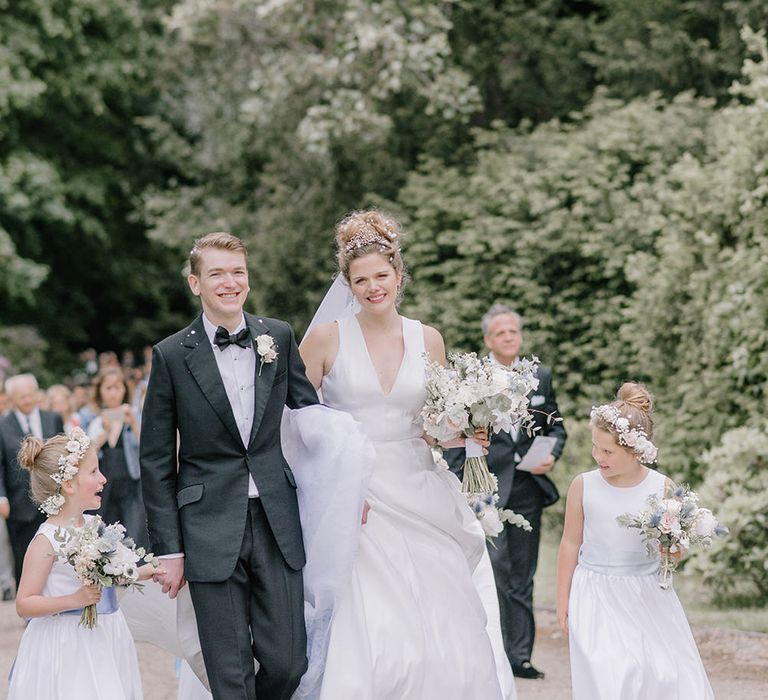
[461,438,496,494]
[659,552,675,590]
[81,599,98,629]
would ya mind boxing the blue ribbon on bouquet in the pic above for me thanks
[60,585,120,616]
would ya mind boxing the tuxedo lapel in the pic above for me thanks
[247,315,277,447]
[183,318,243,447]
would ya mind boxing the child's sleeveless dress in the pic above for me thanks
[8,518,143,699]
[568,468,713,699]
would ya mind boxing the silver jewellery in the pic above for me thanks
[39,428,90,515]
[590,404,658,464]
[343,223,399,255]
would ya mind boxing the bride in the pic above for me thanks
[299,209,512,699]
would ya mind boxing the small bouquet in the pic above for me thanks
[422,352,539,493]
[617,484,728,589]
[55,516,158,628]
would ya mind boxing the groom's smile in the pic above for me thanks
[187,247,250,329]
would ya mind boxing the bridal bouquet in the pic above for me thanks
[55,516,158,628]
[616,484,728,589]
[431,448,532,539]
[422,352,539,493]
[467,490,533,538]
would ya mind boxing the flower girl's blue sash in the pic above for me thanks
[578,543,658,577]
[60,586,119,616]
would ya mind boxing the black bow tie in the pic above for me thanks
[213,326,252,350]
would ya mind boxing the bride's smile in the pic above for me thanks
[349,254,401,314]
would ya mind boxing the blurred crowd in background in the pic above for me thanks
[0,347,155,599]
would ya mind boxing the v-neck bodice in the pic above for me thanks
[321,315,427,442]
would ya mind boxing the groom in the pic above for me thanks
[140,232,318,700]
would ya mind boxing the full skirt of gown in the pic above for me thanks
[317,434,503,700]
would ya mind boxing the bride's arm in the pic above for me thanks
[299,322,340,391]
[422,324,447,367]
[422,325,489,449]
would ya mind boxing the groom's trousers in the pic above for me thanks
[189,498,307,700]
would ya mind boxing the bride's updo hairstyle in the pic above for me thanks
[17,434,71,506]
[335,209,410,296]
[593,382,655,441]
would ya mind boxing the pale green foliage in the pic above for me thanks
[399,90,713,412]
[689,425,768,606]
[401,29,768,494]
[0,326,48,378]
[145,0,484,328]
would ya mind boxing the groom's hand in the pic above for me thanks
[157,556,186,598]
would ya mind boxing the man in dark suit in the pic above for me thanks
[449,304,567,680]
[140,232,318,700]
[0,373,64,586]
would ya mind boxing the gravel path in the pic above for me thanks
[0,600,765,698]
[518,608,768,700]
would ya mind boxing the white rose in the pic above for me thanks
[692,510,718,538]
[479,508,503,537]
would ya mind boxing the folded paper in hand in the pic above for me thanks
[516,436,557,472]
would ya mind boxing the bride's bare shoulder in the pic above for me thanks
[300,321,339,353]
[420,324,446,360]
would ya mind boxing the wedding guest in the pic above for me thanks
[0,383,12,599]
[0,387,9,417]
[8,429,157,698]
[46,384,81,435]
[0,374,64,585]
[557,383,713,699]
[448,304,566,680]
[72,380,91,415]
[80,348,98,377]
[87,368,148,548]
[99,351,120,372]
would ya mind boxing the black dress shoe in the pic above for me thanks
[511,660,545,679]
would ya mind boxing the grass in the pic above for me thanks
[533,529,768,634]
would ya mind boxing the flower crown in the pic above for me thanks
[590,404,658,464]
[343,220,399,255]
[39,428,90,516]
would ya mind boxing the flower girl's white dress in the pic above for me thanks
[8,518,143,699]
[316,315,504,700]
[568,469,714,699]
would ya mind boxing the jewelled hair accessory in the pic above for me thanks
[39,427,90,515]
[342,220,399,255]
[590,404,658,464]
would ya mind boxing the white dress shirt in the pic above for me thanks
[14,408,42,439]
[202,314,259,497]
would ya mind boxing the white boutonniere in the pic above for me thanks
[255,334,278,375]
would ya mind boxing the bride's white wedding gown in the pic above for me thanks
[317,315,504,699]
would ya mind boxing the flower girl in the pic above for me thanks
[556,383,713,699]
[8,429,156,699]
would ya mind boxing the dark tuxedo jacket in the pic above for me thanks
[0,410,64,522]
[448,365,566,508]
[140,313,318,582]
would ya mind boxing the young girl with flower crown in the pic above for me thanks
[556,382,713,699]
[8,428,158,699]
